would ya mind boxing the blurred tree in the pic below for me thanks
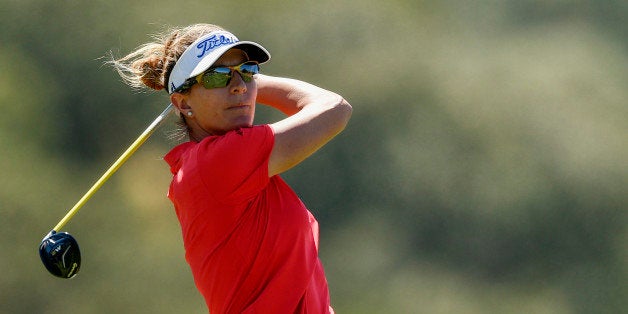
[1,0,626,313]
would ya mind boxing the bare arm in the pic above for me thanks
[255,74,352,177]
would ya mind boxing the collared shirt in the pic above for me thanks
[164,125,332,313]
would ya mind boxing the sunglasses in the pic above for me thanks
[174,61,260,93]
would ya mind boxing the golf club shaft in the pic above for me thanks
[53,104,174,232]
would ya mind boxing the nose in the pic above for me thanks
[229,71,248,94]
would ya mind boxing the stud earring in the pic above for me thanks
[187,111,193,117]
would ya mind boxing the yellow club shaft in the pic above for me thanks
[53,104,174,232]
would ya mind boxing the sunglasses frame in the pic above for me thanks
[173,61,260,93]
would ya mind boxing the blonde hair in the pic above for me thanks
[110,23,225,91]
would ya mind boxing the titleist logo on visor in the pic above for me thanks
[196,34,238,58]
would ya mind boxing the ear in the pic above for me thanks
[170,93,193,116]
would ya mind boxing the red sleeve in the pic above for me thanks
[196,125,274,204]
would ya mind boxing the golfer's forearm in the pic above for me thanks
[264,73,352,176]
[255,74,345,116]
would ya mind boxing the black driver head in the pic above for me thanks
[39,231,81,279]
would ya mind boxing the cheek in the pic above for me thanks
[247,81,258,102]
[189,88,223,108]
[248,90,258,105]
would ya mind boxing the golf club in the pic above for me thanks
[39,103,174,278]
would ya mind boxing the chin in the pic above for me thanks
[233,118,255,129]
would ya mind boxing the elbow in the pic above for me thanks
[331,96,352,132]
[339,97,353,127]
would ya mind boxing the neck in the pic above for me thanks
[186,119,217,142]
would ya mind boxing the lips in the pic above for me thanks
[227,104,250,110]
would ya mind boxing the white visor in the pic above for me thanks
[167,30,270,94]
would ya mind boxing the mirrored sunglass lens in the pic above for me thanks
[212,67,231,74]
[197,62,259,88]
[238,63,258,82]
[202,72,230,88]
[239,63,259,75]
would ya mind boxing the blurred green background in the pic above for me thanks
[1,1,626,313]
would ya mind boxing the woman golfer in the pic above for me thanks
[112,24,351,313]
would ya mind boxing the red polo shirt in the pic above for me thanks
[164,125,333,314]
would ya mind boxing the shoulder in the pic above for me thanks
[164,141,196,174]
[197,125,274,155]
